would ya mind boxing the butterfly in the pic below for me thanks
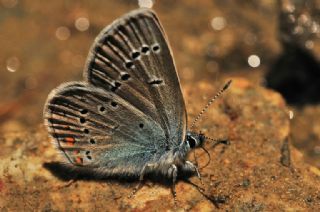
[44,8,231,201]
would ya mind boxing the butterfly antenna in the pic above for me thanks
[190,80,232,130]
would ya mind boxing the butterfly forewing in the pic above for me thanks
[44,8,186,175]
[84,8,187,145]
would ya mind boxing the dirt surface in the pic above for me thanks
[1,0,320,211]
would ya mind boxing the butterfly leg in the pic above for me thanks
[128,163,155,198]
[168,164,178,204]
[182,161,204,186]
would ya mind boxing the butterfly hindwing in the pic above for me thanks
[45,82,164,171]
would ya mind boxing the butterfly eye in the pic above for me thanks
[187,136,197,148]
[84,129,89,134]
[139,123,144,129]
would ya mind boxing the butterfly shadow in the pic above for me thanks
[43,161,195,186]
[43,161,227,208]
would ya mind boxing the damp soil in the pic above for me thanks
[0,0,320,211]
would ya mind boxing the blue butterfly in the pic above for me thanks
[44,8,231,202]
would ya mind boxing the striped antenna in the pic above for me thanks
[190,80,232,130]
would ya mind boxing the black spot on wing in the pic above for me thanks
[148,79,163,86]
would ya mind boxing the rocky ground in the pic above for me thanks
[1,0,320,211]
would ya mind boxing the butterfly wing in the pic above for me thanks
[44,9,186,175]
[44,82,166,173]
[84,8,187,146]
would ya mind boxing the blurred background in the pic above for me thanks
[0,0,320,167]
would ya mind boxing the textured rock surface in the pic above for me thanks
[1,0,320,211]
[1,78,319,211]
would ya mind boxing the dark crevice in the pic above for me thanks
[280,137,291,167]
[266,44,320,105]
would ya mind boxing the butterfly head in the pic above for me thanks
[185,131,206,149]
